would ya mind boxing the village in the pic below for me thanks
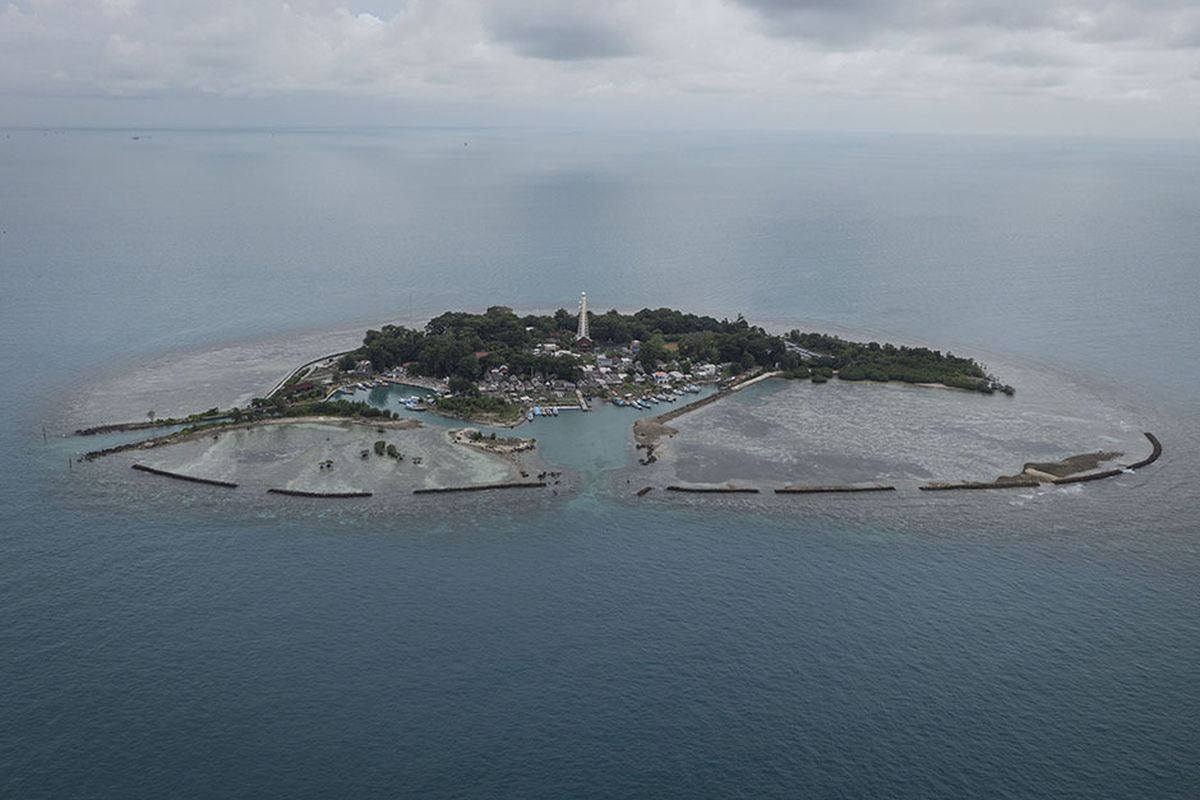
[278,292,724,424]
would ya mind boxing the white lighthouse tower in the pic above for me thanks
[574,291,592,351]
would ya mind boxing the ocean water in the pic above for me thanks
[1,129,1198,798]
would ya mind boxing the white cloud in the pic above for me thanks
[1,0,1198,134]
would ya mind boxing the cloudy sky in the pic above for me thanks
[2,0,1198,135]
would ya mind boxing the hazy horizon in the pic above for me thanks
[3,1,1199,138]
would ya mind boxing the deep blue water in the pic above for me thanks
[1,129,1198,798]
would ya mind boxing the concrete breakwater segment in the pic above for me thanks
[634,371,780,457]
[413,481,547,494]
[1125,432,1162,471]
[83,441,148,461]
[652,387,732,426]
[776,484,896,494]
[666,485,760,494]
[131,463,238,488]
[267,488,373,498]
[1050,469,1126,485]
[920,478,1040,491]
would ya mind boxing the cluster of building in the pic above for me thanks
[471,293,722,406]
[308,292,727,413]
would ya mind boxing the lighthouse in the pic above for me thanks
[574,291,593,352]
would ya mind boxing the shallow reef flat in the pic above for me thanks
[642,365,1148,491]
[127,421,525,496]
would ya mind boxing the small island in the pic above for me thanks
[267,295,1013,428]
[70,294,1159,500]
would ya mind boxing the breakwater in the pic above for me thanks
[1125,432,1162,470]
[1050,469,1125,485]
[267,488,373,498]
[776,484,895,494]
[74,415,224,437]
[413,482,547,495]
[82,441,145,461]
[653,388,731,425]
[131,463,238,488]
[920,478,1040,491]
[666,485,760,494]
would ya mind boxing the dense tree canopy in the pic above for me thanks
[354,305,782,380]
[348,306,1001,392]
[785,331,1000,391]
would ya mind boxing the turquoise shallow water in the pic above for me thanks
[1,129,1198,798]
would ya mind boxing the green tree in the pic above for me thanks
[638,336,667,371]
[448,375,479,396]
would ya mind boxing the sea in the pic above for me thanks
[1,128,1197,798]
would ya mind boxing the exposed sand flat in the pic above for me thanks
[637,365,1149,492]
[1022,450,1123,479]
[121,419,526,496]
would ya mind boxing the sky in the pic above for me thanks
[2,0,1199,136]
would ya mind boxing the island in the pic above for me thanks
[269,299,1013,426]
[70,296,1160,500]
